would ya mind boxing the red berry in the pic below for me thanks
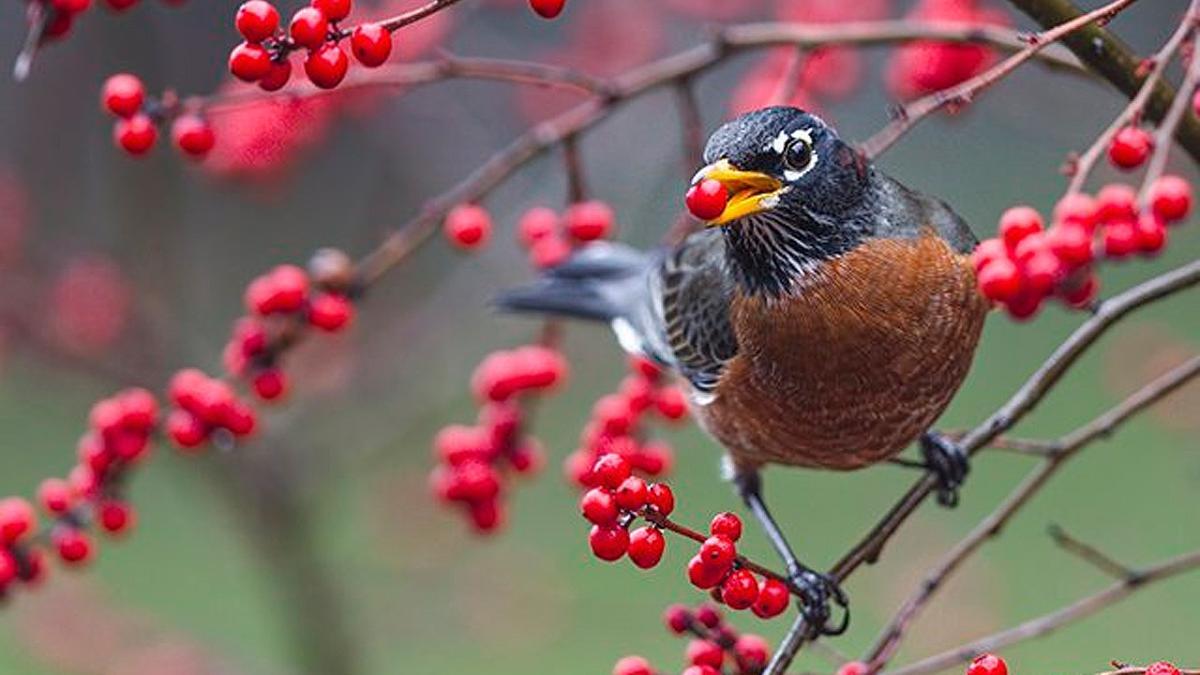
[252,368,289,401]
[591,453,631,490]
[54,527,93,565]
[99,500,135,535]
[699,535,736,569]
[612,656,652,675]
[1022,249,1064,296]
[37,478,73,514]
[312,0,351,21]
[709,512,743,541]
[1145,662,1181,675]
[721,568,760,610]
[1148,175,1192,223]
[528,0,566,19]
[104,0,138,8]
[998,206,1042,250]
[687,555,728,589]
[1103,220,1139,258]
[308,292,353,331]
[976,256,1021,302]
[588,524,629,561]
[682,667,719,675]
[614,476,648,511]
[119,387,158,430]
[235,0,280,43]
[647,483,674,515]
[663,604,691,633]
[837,662,869,675]
[1054,193,1098,231]
[171,115,215,158]
[229,42,273,82]
[970,238,1007,273]
[1045,224,1094,269]
[271,264,310,312]
[1134,212,1167,255]
[627,526,665,568]
[0,549,17,587]
[166,409,208,449]
[52,0,90,14]
[468,499,504,533]
[259,59,293,92]
[685,639,724,668]
[447,461,500,502]
[1004,290,1042,321]
[580,487,619,525]
[593,394,634,435]
[0,498,35,545]
[734,635,770,671]
[445,204,493,250]
[694,604,722,628]
[1059,272,1098,309]
[101,73,144,118]
[304,44,349,89]
[351,23,391,67]
[517,207,559,247]
[1096,183,1136,223]
[529,235,572,269]
[686,178,729,220]
[965,653,1008,675]
[752,578,790,618]
[114,114,157,155]
[564,201,615,241]
[289,7,329,49]
[1108,126,1152,169]
[654,386,688,420]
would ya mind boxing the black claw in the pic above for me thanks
[791,570,850,637]
[920,431,970,508]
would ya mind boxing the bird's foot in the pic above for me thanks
[920,431,969,508]
[790,569,850,637]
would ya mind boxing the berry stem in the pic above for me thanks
[1138,18,1200,206]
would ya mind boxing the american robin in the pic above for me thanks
[496,106,989,634]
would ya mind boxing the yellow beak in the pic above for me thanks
[691,159,785,227]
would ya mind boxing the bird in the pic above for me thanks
[495,106,989,634]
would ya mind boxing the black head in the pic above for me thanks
[693,107,874,296]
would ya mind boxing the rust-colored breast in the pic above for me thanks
[697,233,989,471]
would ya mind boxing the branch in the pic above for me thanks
[860,0,1138,158]
[1009,0,1200,164]
[1139,24,1200,205]
[1048,525,1138,580]
[863,355,1200,669]
[883,549,1200,675]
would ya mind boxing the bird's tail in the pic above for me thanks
[493,242,652,324]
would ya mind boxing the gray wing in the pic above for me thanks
[646,230,739,393]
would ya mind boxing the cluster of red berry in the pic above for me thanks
[685,513,791,619]
[100,74,215,158]
[26,0,184,48]
[164,369,258,449]
[229,0,392,91]
[429,344,567,532]
[614,603,771,675]
[0,386,154,592]
[444,199,618,269]
[580,453,675,567]
[564,356,685,489]
[972,175,1193,319]
[887,0,1009,100]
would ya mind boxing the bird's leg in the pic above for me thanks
[731,464,849,637]
[918,431,969,508]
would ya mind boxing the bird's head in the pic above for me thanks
[693,106,867,228]
[691,107,874,295]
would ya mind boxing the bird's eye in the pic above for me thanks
[783,138,814,173]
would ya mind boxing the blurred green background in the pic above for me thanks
[0,1,1195,674]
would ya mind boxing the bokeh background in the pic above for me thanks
[0,1,1196,673]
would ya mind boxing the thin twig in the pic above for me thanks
[883,550,1200,675]
[1139,24,1200,206]
[1064,1,1198,193]
[861,0,1139,159]
[1047,525,1138,580]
